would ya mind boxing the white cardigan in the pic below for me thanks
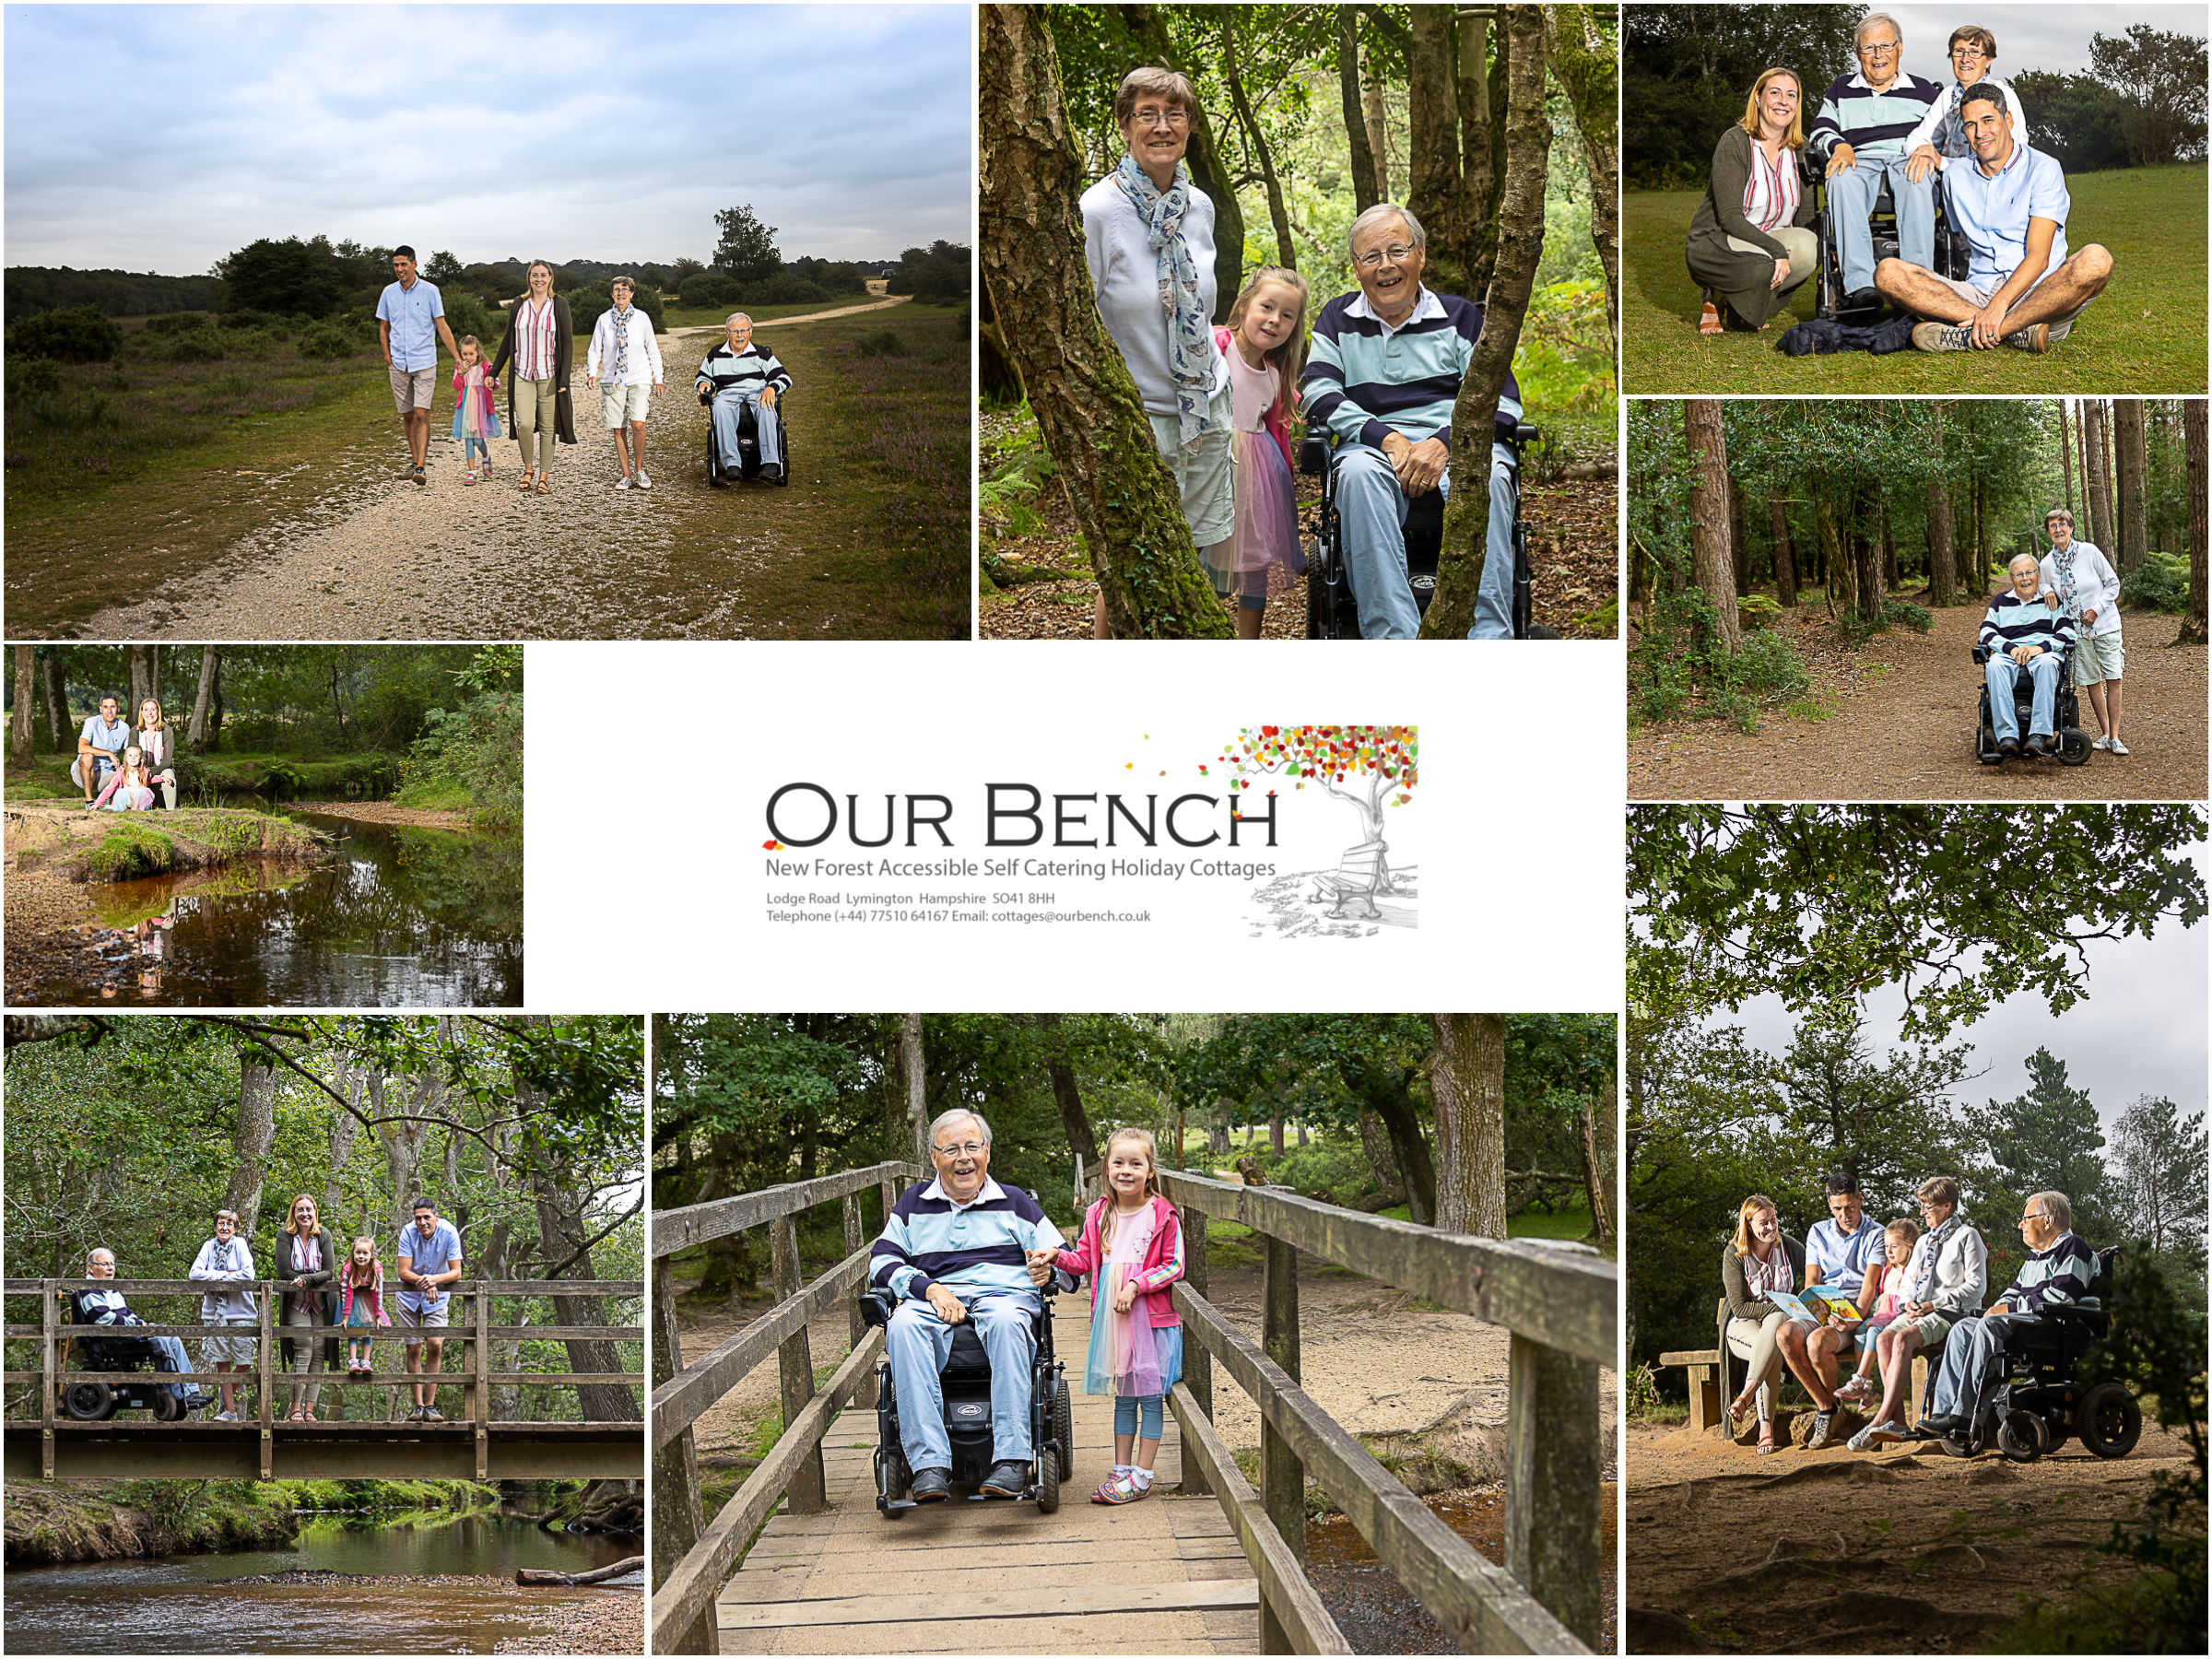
[2040,541,2124,638]
[1902,1217,1987,1315]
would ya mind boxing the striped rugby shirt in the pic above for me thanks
[1979,591,2077,657]
[1300,286,1522,455]
[1994,1229,2097,1312]
[696,339,792,402]
[1808,69,1944,161]
[870,1175,1062,1302]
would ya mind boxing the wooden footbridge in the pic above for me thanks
[5,1277,644,1481]
[651,1161,1614,1654]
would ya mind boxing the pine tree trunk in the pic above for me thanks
[1422,2,1550,640]
[1769,494,1799,606]
[125,645,153,721]
[2115,398,2148,572]
[1927,452,1955,608]
[1360,41,1392,202]
[1455,13,1498,297]
[1430,1015,1508,1239]
[41,650,67,751]
[9,647,33,770]
[2085,399,2114,548]
[226,1057,278,1231]
[1882,504,1899,591]
[1115,5,1243,321]
[1545,5,1619,360]
[980,6,1230,639]
[2078,398,2094,530]
[1727,471,1749,597]
[1854,500,1886,621]
[2182,400,2208,646]
[1218,11,1294,268]
[1684,399,1742,653]
[1339,8,1382,213]
[2059,399,2075,515]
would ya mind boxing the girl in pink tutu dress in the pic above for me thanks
[1210,265,1312,638]
[1043,1127,1185,1504]
[88,746,156,811]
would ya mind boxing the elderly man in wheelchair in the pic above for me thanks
[65,1246,208,1419]
[696,313,792,486]
[1977,553,2080,759]
[862,1109,1072,1512]
[1912,1191,2133,1460]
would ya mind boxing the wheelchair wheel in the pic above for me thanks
[152,1388,182,1423]
[63,1380,113,1421]
[1997,1411,2048,1464]
[875,1444,911,1517]
[2075,1382,2143,1459]
[1053,1377,1074,1482]
[1036,1449,1061,1514]
[2059,727,2092,766]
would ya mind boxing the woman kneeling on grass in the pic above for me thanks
[1687,68,1818,335]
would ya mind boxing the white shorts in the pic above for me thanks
[1924,269,2092,342]
[600,381,652,426]
[2072,629,2124,684]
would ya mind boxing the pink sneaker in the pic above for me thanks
[1092,1475,1146,1505]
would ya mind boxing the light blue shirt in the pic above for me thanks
[79,714,127,760]
[1942,139,2068,290]
[395,1218,462,1313]
[1806,1213,1888,1287]
[376,276,447,371]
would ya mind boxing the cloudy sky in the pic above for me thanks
[1874,5,2203,81]
[5,4,972,275]
[1729,837,2208,1138]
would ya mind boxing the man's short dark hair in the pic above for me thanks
[411,1196,435,1215]
[1825,1171,1863,1198]
[394,244,417,263]
[1959,82,2007,118]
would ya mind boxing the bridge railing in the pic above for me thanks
[1157,1171,1615,1656]
[648,1159,923,1654]
[4,1277,643,1479]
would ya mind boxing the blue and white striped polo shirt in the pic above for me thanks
[1300,286,1522,454]
[870,1176,1060,1301]
[1809,70,1944,160]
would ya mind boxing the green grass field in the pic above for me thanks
[654,298,898,331]
[1622,163,2206,394]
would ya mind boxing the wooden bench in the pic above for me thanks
[1665,1298,1933,1441]
[1659,1346,1724,1435]
[1312,840,1387,919]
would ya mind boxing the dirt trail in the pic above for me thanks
[83,299,913,641]
[1630,597,2207,800]
[1624,1418,2195,1653]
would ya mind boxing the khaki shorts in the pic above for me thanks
[1146,381,1236,548]
[1903,1312,1954,1347]
[1925,269,2092,342]
[201,1322,257,1365]
[600,381,652,427]
[394,1298,451,1345]
[2072,629,2124,685]
[389,363,437,413]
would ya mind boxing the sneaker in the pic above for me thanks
[1912,321,1974,353]
[411,465,427,487]
[1804,1409,1839,1450]
[464,471,478,486]
[759,462,783,482]
[614,476,634,490]
[633,469,653,490]
[2003,323,2050,353]
[404,1405,427,1422]
[215,1409,240,1422]
[421,1406,445,1423]
[1834,1375,1877,1405]
[2091,735,2112,751]
[1865,1419,1911,1445]
[2107,735,2130,755]
[1092,1474,1144,1505]
[1845,1422,1880,1452]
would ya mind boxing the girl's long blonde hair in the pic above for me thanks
[1225,265,1312,430]
[1098,1127,1162,1253]
[347,1236,381,1285]
[1731,1194,1780,1257]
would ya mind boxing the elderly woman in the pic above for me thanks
[1687,68,1817,334]
[1079,65,1234,639]
[488,260,574,495]
[274,1193,338,1422]
[697,313,793,483]
[189,1208,257,1422]
[1720,1193,1804,1453]
[1849,1175,1986,1449]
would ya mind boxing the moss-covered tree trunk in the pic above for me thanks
[2183,400,2208,646]
[10,645,33,770]
[1338,8,1382,213]
[1683,398,1743,653]
[982,5,1230,639]
[1117,3,1243,321]
[1546,4,1619,361]
[1430,1014,1507,1239]
[1406,6,1465,284]
[1420,2,1550,640]
[1457,12,1499,297]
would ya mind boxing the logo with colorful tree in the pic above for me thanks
[1205,727,1418,909]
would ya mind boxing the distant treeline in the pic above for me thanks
[6,266,214,320]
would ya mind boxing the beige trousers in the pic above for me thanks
[513,378,558,472]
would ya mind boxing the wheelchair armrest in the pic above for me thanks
[697,388,714,406]
[1046,1266,1078,1298]
[1297,435,1331,477]
[857,1288,897,1329]
[1971,644,1990,665]
[1511,421,1540,448]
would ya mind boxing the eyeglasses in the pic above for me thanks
[935,1141,987,1159]
[2020,1210,2050,1224]
[1861,40,1899,55]
[1129,107,1189,130]
[1355,244,1418,269]
[1951,46,1986,58]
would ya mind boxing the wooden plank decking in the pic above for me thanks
[716,1310,1261,1654]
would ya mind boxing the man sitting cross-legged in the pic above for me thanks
[1874,81,2112,352]
[1980,552,2077,756]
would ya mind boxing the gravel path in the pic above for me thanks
[84,300,910,641]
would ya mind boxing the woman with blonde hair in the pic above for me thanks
[132,697,178,809]
[275,1193,338,1421]
[1685,68,1818,334]
[1719,1193,1806,1453]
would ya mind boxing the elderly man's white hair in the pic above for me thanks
[1347,203,1427,261]
[2030,1190,2073,1230]
[86,1247,115,1269]
[1856,11,1903,48]
[928,1108,992,1151]
[726,312,754,328]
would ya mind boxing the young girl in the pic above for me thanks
[1210,267,1312,640]
[450,335,502,485]
[1045,1128,1185,1503]
[337,1236,390,1397]
[88,747,156,811]
[1834,1217,1919,1409]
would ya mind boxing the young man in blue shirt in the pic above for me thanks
[395,1196,463,1422]
[376,247,465,486]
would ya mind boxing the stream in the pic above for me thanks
[3,1512,634,1654]
[30,806,522,1006]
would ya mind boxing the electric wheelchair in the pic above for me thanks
[1924,1246,2142,1464]
[1973,638,2092,765]
[58,1294,190,1421]
[1298,422,1558,640]
[700,390,792,488]
[1802,150,1971,323]
[859,1275,1076,1516]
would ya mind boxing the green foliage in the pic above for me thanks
[856,329,907,359]
[6,266,215,320]
[982,416,1058,539]
[567,282,666,340]
[154,331,226,364]
[394,647,524,830]
[87,819,177,881]
[884,241,971,303]
[8,305,124,363]
[1631,585,1810,732]
[298,320,371,360]
[713,204,783,285]
[2121,550,2193,614]
[1985,1048,2117,1241]
[1257,1136,1371,1203]
[218,237,348,317]
[678,271,742,311]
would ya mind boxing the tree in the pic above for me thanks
[2086,398,2116,549]
[2109,1093,2207,1272]
[1430,1014,1507,1237]
[189,646,220,747]
[1420,2,1549,640]
[1683,399,1741,654]
[1769,491,1801,607]
[713,205,782,285]
[1774,1008,1979,1218]
[218,236,345,317]
[2115,397,2149,573]
[1337,8,1382,213]
[1217,7,1293,267]
[980,5,1230,640]
[10,645,33,769]
[2182,399,2207,646]
[1927,405,1956,606]
[422,250,466,285]
[1546,5,1619,361]
[1117,2,1245,320]
[1036,1012,1101,1180]
[1207,724,1417,853]
[2089,25,2210,167]
[1985,1048,2113,1241]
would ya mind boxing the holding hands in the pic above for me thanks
[1025,1248,1056,1286]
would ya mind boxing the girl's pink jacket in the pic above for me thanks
[1053,1193,1185,1329]
[1214,325,1296,472]
[337,1265,391,1328]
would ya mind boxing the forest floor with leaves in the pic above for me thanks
[1623,1418,2200,1653]
[1620,164,2208,394]
[25,300,965,641]
[980,408,1618,641]
[1628,594,2207,800]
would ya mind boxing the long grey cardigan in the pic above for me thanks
[1686,124,1817,328]
[488,293,577,445]
[1721,1234,1806,1324]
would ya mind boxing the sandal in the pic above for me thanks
[1700,293,1724,336]
[1755,1428,1779,1455]
[534,477,550,494]
[517,472,535,493]
[1725,1393,1752,1429]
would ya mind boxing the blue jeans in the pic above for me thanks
[147,1334,209,1409]
[1333,441,1514,640]
[1987,650,2063,741]
[885,1288,1039,1470]
[1113,1393,1164,1441]
[1826,151,1936,294]
[1929,1312,2038,1421]
[712,392,782,468]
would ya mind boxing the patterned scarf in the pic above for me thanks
[1908,1213,1959,1304]
[2052,538,2080,617]
[1115,152,1213,449]
[610,301,630,383]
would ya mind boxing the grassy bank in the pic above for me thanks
[7,802,327,882]
[4,748,404,806]
[3,1477,505,1565]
